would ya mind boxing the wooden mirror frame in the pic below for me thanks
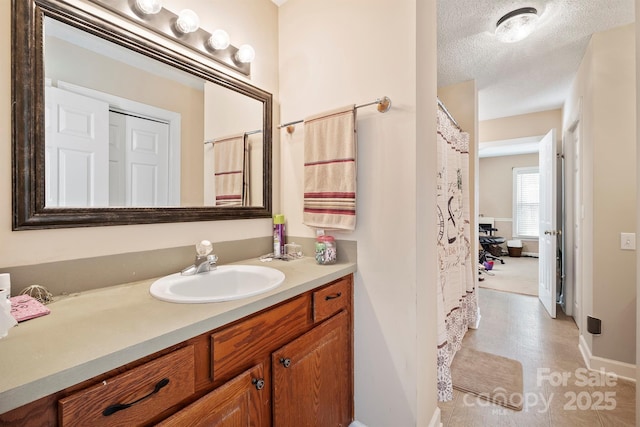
[12,0,273,230]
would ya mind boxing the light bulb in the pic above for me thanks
[135,0,162,15]
[208,29,230,50]
[235,44,255,63]
[176,9,200,34]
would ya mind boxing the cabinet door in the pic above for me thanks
[272,311,352,427]
[158,363,269,427]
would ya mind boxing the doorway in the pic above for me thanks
[477,147,542,298]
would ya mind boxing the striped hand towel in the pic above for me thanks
[303,105,357,230]
[213,133,246,206]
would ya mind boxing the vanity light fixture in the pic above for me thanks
[134,0,162,15]
[495,7,538,43]
[236,44,256,64]
[208,29,230,50]
[88,0,254,76]
[175,9,200,34]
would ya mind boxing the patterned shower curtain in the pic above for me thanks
[435,105,479,402]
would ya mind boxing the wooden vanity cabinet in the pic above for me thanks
[211,275,353,427]
[0,274,353,426]
[273,310,351,426]
[157,363,270,426]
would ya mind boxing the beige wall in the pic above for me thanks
[279,0,438,424]
[480,109,563,142]
[438,80,480,263]
[565,23,637,365]
[479,153,539,254]
[1,0,279,265]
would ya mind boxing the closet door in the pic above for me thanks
[45,86,109,207]
[124,114,170,207]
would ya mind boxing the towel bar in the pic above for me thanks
[279,96,392,134]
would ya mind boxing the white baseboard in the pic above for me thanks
[352,405,443,427]
[579,335,636,382]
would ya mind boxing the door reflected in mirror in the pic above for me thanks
[44,17,263,208]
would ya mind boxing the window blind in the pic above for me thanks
[514,168,539,237]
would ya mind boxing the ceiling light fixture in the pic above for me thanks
[495,7,538,43]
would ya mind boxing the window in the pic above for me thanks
[513,167,539,238]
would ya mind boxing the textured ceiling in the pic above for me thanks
[438,0,635,121]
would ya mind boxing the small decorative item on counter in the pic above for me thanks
[315,234,337,265]
[19,284,53,304]
[284,242,303,259]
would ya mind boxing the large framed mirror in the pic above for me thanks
[12,0,273,230]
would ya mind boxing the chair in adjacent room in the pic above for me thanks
[479,224,506,265]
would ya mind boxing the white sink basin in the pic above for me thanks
[150,265,285,303]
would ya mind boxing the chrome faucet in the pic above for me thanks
[181,240,218,275]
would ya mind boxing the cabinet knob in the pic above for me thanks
[252,378,265,390]
[279,357,291,368]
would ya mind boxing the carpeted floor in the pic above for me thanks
[479,255,538,296]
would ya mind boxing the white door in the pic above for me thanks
[539,129,558,318]
[45,86,109,207]
[124,114,170,207]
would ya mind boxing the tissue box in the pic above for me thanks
[10,295,50,322]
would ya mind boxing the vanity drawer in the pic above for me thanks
[211,295,311,383]
[313,276,352,323]
[58,345,195,426]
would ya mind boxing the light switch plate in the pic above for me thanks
[621,232,636,250]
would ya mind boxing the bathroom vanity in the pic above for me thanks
[0,258,355,426]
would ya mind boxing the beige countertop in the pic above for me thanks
[0,257,356,414]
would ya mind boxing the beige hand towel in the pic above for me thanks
[213,133,246,206]
[303,105,357,230]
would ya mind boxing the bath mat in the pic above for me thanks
[451,346,523,411]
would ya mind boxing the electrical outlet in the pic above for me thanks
[620,232,636,250]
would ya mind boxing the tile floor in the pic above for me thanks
[439,288,636,426]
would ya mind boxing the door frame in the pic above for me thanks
[563,106,583,330]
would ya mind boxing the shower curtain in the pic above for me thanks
[435,105,478,402]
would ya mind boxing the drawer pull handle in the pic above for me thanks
[279,357,291,368]
[252,378,265,390]
[325,292,342,301]
[102,378,170,416]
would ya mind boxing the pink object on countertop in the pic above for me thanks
[9,295,50,322]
